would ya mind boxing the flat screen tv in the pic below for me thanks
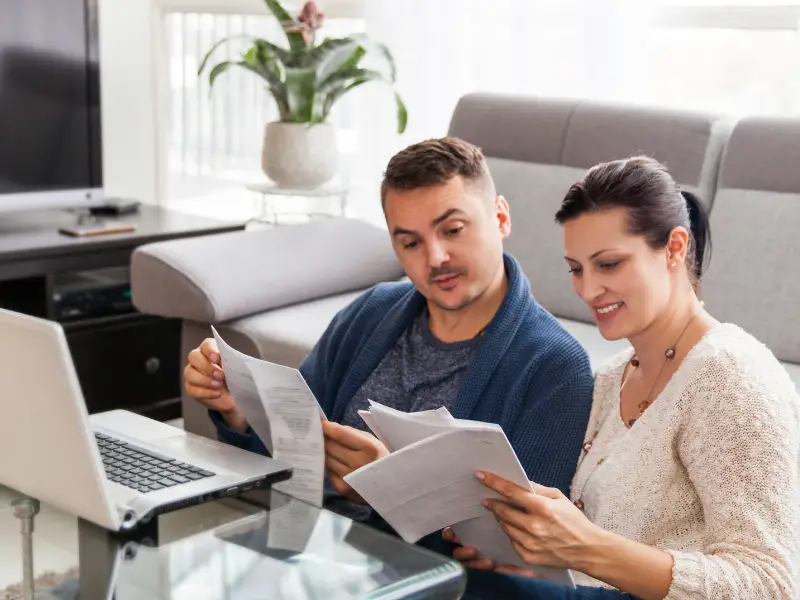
[0,0,103,214]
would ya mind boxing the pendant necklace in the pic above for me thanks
[572,301,705,512]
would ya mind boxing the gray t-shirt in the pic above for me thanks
[329,309,480,521]
[341,308,480,430]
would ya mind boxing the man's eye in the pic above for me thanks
[404,240,418,250]
[445,226,463,236]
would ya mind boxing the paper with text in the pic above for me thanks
[212,326,274,454]
[212,327,325,507]
[343,426,575,588]
[248,360,325,507]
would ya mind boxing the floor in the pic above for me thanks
[0,418,186,598]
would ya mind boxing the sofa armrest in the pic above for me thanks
[130,217,404,323]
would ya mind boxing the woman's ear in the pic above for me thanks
[667,226,690,267]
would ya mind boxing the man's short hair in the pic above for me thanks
[380,137,496,208]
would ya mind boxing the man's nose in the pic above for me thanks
[427,239,450,268]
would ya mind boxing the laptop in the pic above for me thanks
[0,308,293,531]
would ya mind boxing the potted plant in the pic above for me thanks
[198,0,407,189]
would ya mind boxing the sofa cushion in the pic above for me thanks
[132,218,405,323]
[487,157,593,324]
[560,101,733,207]
[702,188,800,365]
[217,290,365,369]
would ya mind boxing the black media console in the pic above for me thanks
[0,205,244,421]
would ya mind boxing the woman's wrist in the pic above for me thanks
[572,526,674,600]
[571,522,617,575]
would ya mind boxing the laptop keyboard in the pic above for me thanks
[95,433,216,494]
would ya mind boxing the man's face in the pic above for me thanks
[384,175,511,312]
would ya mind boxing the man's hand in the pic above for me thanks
[183,338,248,432]
[322,421,389,504]
[442,527,543,577]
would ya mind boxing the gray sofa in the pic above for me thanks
[131,93,800,439]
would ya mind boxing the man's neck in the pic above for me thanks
[426,266,509,344]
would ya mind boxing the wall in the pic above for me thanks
[98,0,160,205]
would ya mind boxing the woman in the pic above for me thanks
[444,156,799,599]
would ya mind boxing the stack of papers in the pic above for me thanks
[345,402,576,588]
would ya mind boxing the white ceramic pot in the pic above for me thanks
[261,121,339,189]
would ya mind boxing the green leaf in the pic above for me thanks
[253,38,294,67]
[207,61,235,90]
[394,90,408,134]
[347,33,397,82]
[198,34,255,76]
[318,68,407,133]
[305,37,359,71]
[263,0,307,53]
[284,67,317,122]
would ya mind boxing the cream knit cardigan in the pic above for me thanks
[569,323,799,599]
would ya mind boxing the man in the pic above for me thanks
[184,137,594,521]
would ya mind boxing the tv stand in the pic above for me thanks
[0,205,244,421]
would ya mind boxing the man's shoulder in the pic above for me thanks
[514,300,592,374]
[331,280,417,330]
[349,280,416,311]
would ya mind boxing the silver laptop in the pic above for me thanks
[0,308,292,531]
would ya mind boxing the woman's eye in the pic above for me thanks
[599,261,620,271]
[568,267,582,275]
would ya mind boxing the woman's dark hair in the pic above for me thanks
[555,156,711,290]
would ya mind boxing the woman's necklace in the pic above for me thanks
[572,301,705,512]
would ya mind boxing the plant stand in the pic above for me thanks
[245,182,350,227]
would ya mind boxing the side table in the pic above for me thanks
[245,182,349,226]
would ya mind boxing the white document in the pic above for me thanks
[212,327,326,508]
[359,399,492,452]
[212,327,275,454]
[248,360,325,507]
[343,426,575,588]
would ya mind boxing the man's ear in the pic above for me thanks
[495,195,511,238]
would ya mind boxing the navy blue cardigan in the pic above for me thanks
[211,253,594,496]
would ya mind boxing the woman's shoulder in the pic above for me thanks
[679,322,800,413]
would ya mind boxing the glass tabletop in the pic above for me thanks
[0,486,465,600]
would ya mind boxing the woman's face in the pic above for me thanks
[562,207,675,341]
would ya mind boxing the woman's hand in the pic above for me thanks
[476,471,602,571]
[441,527,545,578]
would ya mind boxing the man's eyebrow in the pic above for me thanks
[432,208,465,227]
[392,208,466,236]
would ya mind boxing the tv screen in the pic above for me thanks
[0,0,102,209]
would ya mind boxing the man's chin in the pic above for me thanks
[431,293,476,312]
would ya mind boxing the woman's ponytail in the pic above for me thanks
[680,190,712,284]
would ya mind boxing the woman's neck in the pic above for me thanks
[627,288,707,376]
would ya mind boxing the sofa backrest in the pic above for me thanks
[447,92,733,325]
[702,117,800,365]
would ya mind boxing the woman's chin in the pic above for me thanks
[596,319,630,342]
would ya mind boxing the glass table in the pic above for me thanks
[0,485,465,600]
